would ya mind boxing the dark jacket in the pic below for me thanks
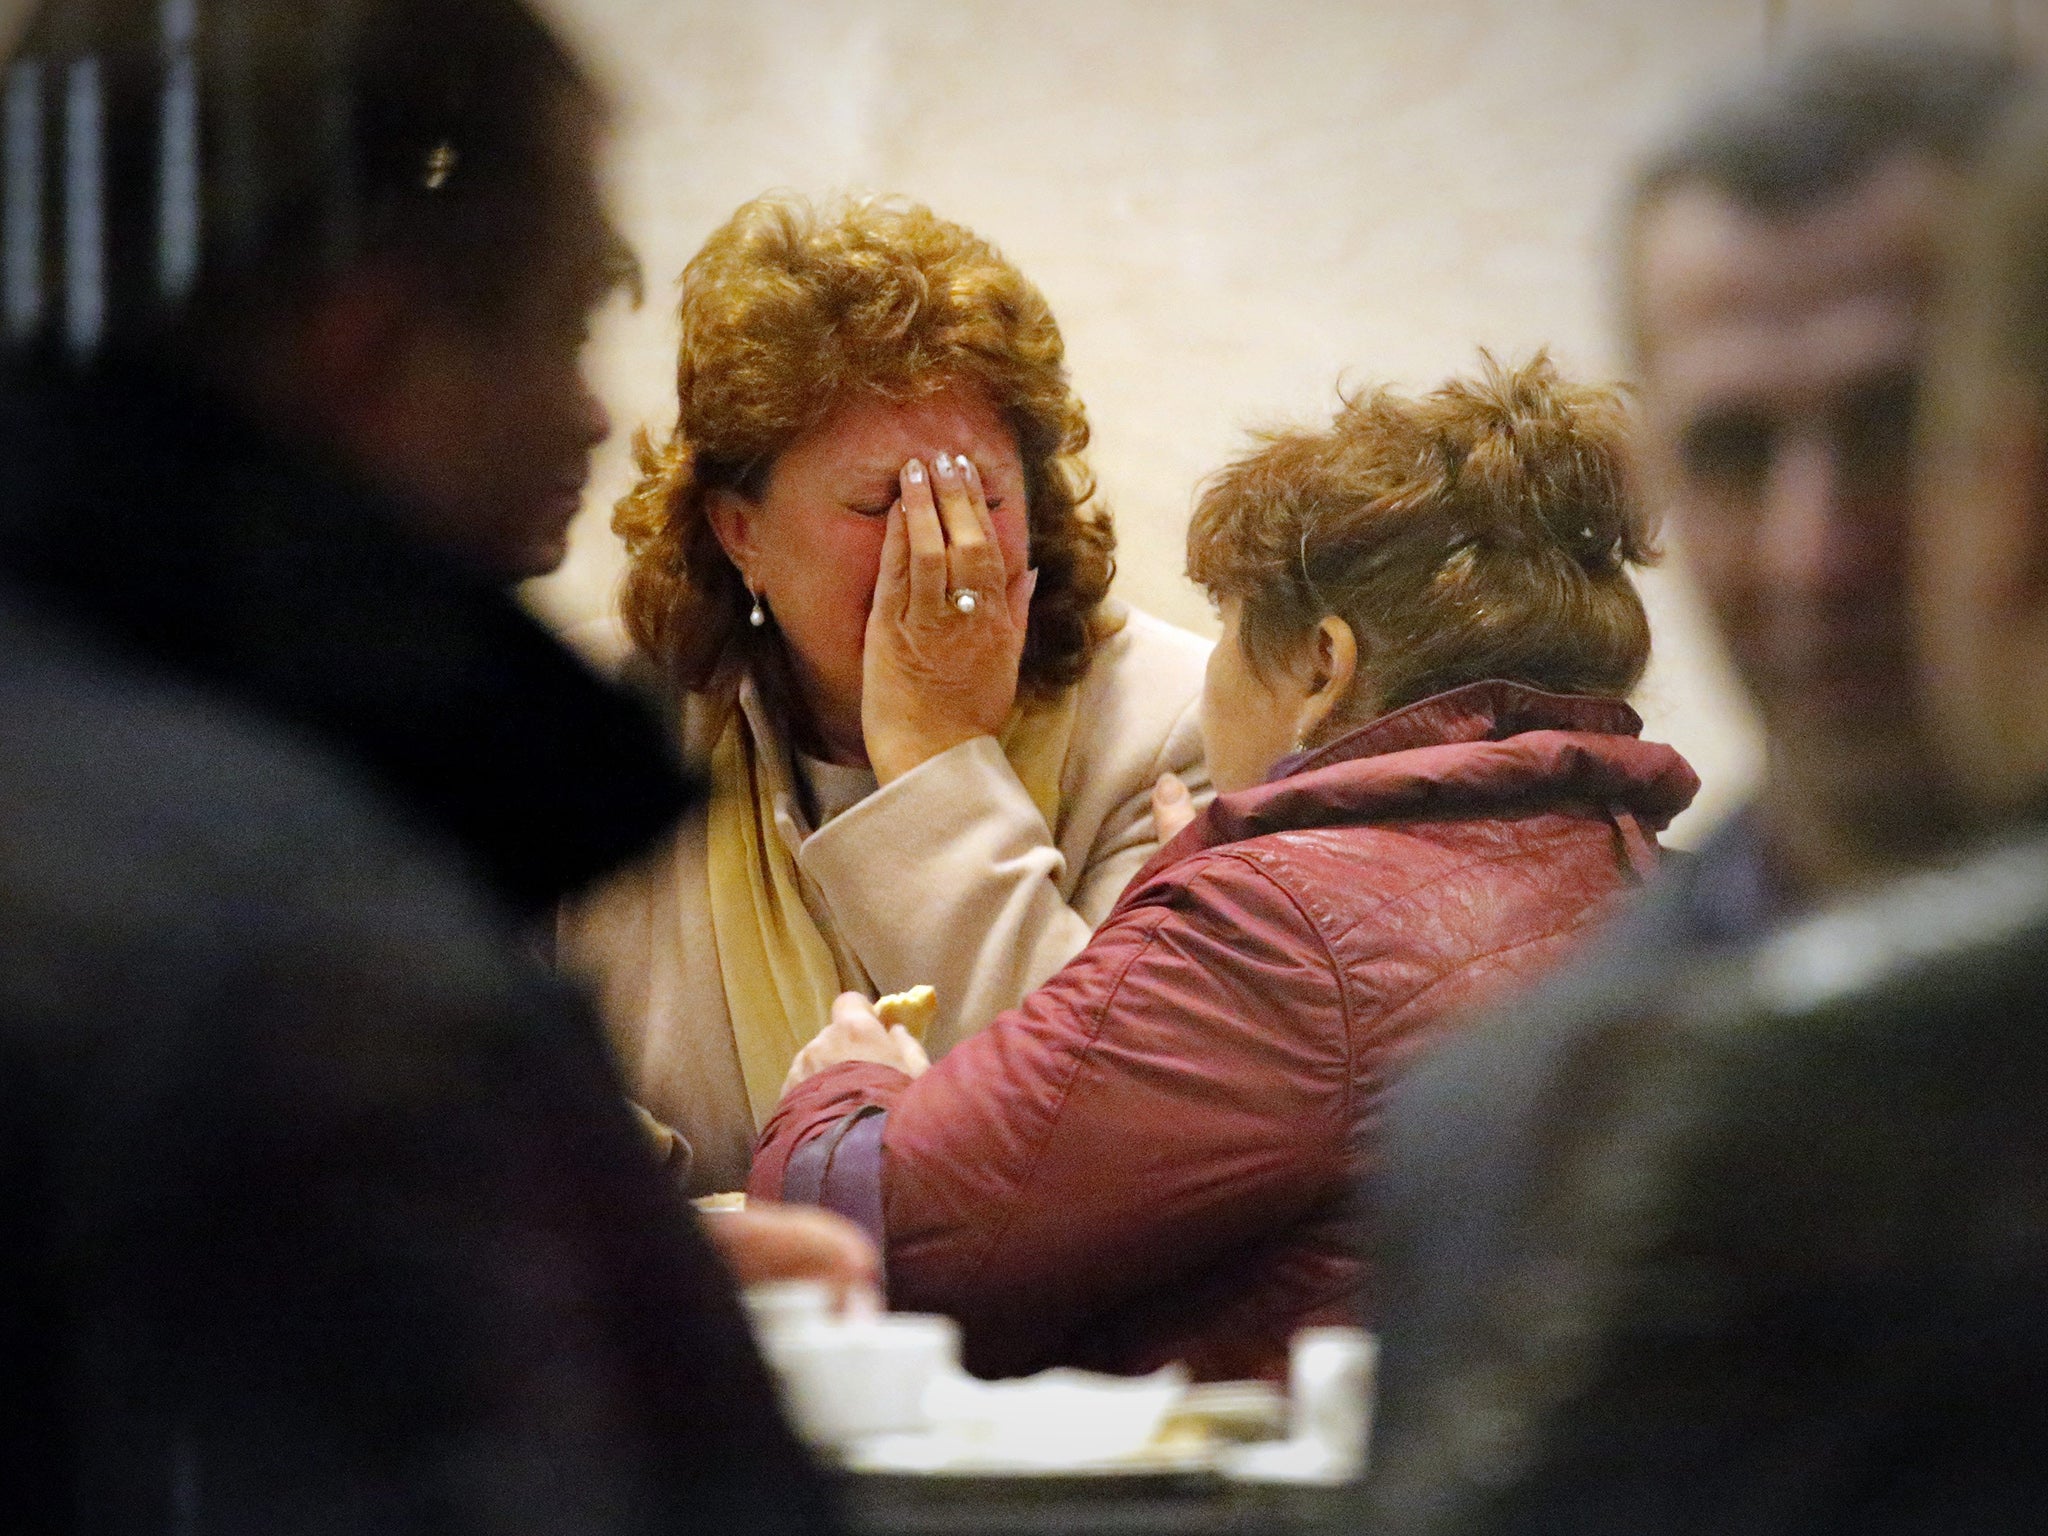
[0,373,833,1534]
[0,368,685,918]
[1367,805,1776,1416]
[1362,825,2048,1535]
[754,682,1699,1382]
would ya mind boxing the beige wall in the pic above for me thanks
[0,0,2035,842]
[528,0,2027,842]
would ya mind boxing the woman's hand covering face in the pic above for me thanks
[862,450,1038,784]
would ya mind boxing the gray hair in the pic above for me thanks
[1924,85,2048,446]
[1,0,628,373]
[1632,36,2025,220]
[1616,36,2028,361]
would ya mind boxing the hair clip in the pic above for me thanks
[422,141,458,192]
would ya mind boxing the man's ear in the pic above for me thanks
[289,266,421,429]
[215,263,431,484]
[1946,389,2048,628]
[1996,395,2048,617]
[1294,615,1359,743]
[1933,387,2048,822]
[704,487,761,582]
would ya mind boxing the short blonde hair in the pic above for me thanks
[1187,353,1656,721]
[615,194,1114,697]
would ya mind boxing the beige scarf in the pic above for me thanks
[707,687,1080,1127]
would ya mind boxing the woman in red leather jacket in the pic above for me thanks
[749,355,1699,1382]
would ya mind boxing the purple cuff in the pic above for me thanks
[781,1105,889,1283]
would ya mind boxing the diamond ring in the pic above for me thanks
[951,589,982,616]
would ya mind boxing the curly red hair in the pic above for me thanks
[1188,353,1657,721]
[615,194,1115,699]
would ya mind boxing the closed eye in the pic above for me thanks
[850,496,1006,517]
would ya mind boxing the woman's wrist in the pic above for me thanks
[868,724,995,786]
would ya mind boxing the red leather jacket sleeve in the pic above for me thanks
[751,1063,913,1202]
[865,852,1352,1376]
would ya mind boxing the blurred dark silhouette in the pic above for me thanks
[1363,39,2048,1535]
[1366,839,2048,1534]
[0,1,835,1531]
[2,0,682,912]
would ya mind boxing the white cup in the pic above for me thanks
[761,1311,960,1448]
[1289,1326,1378,1478]
[742,1279,833,1340]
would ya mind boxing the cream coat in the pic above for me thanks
[559,604,1211,1194]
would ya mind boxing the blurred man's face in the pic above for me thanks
[379,240,616,582]
[348,102,620,583]
[1634,156,1953,840]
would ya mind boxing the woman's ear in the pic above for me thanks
[1293,615,1358,745]
[704,487,761,585]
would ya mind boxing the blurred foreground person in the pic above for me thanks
[1357,85,2048,1536]
[751,357,1697,1382]
[0,2,836,1530]
[1368,35,2028,1457]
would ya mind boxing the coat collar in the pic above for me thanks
[1271,678,1647,777]
[1144,679,1699,881]
[0,367,692,916]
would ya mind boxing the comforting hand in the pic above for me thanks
[862,452,1036,785]
[700,1200,880,1305]
[783,991,932,1094]
[1152,771,1198,843]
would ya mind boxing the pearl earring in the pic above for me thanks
[747,587,767,628]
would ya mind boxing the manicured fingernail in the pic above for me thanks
[904,458,925,485]
[935,451,954,476]
[957,453,975,478]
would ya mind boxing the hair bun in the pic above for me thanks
[1191,351,1657,712]
[1438,352,1650,579]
